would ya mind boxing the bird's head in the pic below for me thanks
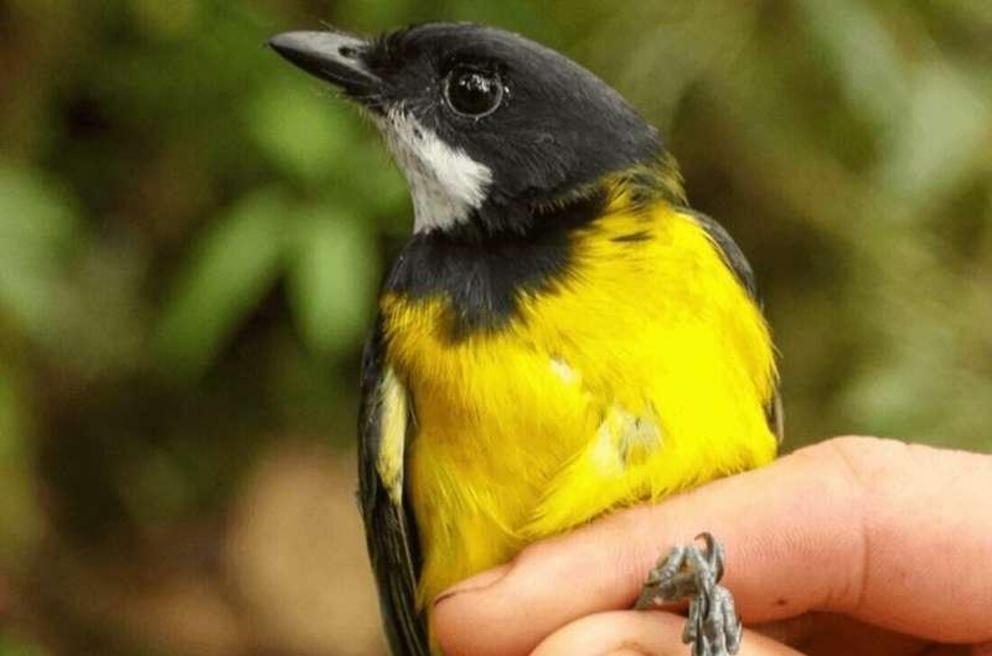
[269,23,665,235]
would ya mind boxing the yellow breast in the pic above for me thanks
[380,199,778,606]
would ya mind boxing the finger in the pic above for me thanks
[433,437,992,656]
[750,615,818,648]
[754,613,930,656]
[532,610,803,656]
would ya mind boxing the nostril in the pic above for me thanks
[339,45,357,59]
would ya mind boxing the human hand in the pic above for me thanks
[432,436,992,655]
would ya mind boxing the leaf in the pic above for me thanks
[339,143,411,225]
[795,0,910,127]
[246,78,361,187]
[153,189,288,380]
[286,205,379,357]
[0,162,79,339]
[876,63,990,211]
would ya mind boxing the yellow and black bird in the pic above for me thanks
[269,22,781,656]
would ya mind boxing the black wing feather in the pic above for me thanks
[358,320,429,656]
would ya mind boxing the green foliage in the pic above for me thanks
[247,78,362,188]
[0,632,48,656]
[0,0,990,651]
[287,206,379,357]
[0,362,44,572]
[0,163,79,340]
[154,189,289,380]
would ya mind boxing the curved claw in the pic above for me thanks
[695,532,725,584]
[639,533,740,655]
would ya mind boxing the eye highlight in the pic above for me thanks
[444,66,504,117]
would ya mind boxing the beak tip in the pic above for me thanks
[266,32,305,59]
[266,29,380,97]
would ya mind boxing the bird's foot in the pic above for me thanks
[634,532,742,656]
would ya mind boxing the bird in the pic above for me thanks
[269,22,781,656]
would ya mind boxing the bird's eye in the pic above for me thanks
[444,66,504,117]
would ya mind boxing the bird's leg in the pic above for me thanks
[634,533,742,656]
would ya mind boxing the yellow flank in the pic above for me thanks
[380,194,778,609]
[376,367,410,507]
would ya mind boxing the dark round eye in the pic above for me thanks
[444,66,504,117]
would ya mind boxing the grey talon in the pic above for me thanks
[635,533,741,656]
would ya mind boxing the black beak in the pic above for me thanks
[268,30,380,98]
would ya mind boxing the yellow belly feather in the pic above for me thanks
[381,200,778,607]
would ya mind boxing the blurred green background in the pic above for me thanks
[1,0,990,654]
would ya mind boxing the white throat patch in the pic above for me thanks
[376,108,492,233]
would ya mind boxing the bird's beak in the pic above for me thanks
[268,30,381,100]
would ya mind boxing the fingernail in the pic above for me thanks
[433,563,511,605]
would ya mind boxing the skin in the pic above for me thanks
[431,436,992,656]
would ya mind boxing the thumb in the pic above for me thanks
[532,610,803,656]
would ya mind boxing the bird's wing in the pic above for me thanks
[685,209,785,444]
[358,319,429,656]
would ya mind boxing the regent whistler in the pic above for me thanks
[270,22,781,656]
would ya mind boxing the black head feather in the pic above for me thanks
[271,23,662,233]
